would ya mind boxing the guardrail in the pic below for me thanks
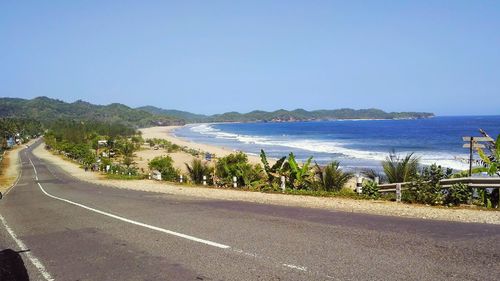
[376,177,500,203]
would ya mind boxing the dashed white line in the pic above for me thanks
[0,214,55,281]
[283,263,308,272]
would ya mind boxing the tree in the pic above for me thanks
[260,149,286,185]
[315,161,354,192]
[185,159,213,184]
[477,130,500,176]
[284,153,314,190]
[382,151,420,183]
[148,156,179,181]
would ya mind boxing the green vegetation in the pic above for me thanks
[0,97,183,127]
[362,180,380,199]
[1,97,433,126]
[140,105,434,123]
[477,131,500,176]
[148,156,179,181]
[314,161,354,192]
[382,151,420,183]
[185,159,213,184]
[215,152,264,187]
[44,119,140,173]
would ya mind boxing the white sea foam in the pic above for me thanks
[189,124,470,170]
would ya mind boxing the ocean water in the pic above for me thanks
[173,116,500,172]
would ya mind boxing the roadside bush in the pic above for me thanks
[315,161,354,192]
[444,183,472,206]
[148,156,179,181]
[405,164,451,205]
[215,152,264,187]
[185,159,213,185]
[362,180,380,199]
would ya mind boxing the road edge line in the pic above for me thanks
[0,214,55,281]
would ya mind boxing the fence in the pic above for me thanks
[377,177,500,204]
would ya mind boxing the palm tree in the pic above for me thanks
[382,151,420,183]
[185,159,213,184]
[315,161,354,192]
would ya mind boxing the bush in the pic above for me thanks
[362,180,380,199]
[148,156,179,181]
[405,164,451,205]
[444,183,472,206]
[185,159,213,184]
[215,152,264,187]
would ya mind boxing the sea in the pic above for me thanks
[173,116,500,173]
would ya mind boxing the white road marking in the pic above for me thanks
[282,263,308,272]
[29,158,230,249]
[28,155,316,276]
[0,214,55,281]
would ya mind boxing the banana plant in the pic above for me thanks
[477,132,499,176]
[286,152,313,189]
[260,149,286,183]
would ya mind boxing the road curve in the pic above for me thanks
[1,142,499,280]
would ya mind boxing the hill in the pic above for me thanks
[0,97,434,126]
[0,97,184,127]
[140,106,434,122]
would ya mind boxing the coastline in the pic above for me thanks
[139,125,263,166]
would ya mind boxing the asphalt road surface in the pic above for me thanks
[1,142,499,280]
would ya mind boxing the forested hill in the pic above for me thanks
[139,106,434,123]
[0,97,184,127]
[0,97,434,126]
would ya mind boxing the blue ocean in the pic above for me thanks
[173,116,500,172]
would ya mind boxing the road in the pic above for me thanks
[1,142,499,280]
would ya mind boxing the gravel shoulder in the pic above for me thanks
[0,142,33,193]
[33,143,500,224]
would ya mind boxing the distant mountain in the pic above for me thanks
[143,106,434,123]
[0,97,184,127]
[136,106,208,122]
[0,97,434,127]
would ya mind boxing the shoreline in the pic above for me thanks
[139,125,263,167]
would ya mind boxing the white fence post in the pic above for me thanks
[374,177,379,184]
[396,183,402,202]
[233,176,237,188]
[281,176,286,192]
[203,175,207,186]
[356,177,363,194]
[179,175,183,183]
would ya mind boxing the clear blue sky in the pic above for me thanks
[1,1,499,115]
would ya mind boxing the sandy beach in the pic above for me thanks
[137,126,263,173]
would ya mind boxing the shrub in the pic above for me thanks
[315,161,354,192]
[444,183,472,206]
[148,156,179,181]
[185,159,213,184]
[382,152,420,183]
[405,164,451,205]
[362,180,380,199]
[215,152,264,187]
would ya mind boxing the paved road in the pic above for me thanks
[1,142,499,280]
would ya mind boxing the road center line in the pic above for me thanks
[29,158,230,249]
[0,214,55,281]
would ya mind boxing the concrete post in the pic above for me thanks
[396,183,402,202]
[280,176,286,192]
[233,176,237,188]
[374,177,379,184]
[180,175,183,183]
[356,177,363,194]
[203,175,207,186]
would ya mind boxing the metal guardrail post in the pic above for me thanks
[396,183,402,202]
